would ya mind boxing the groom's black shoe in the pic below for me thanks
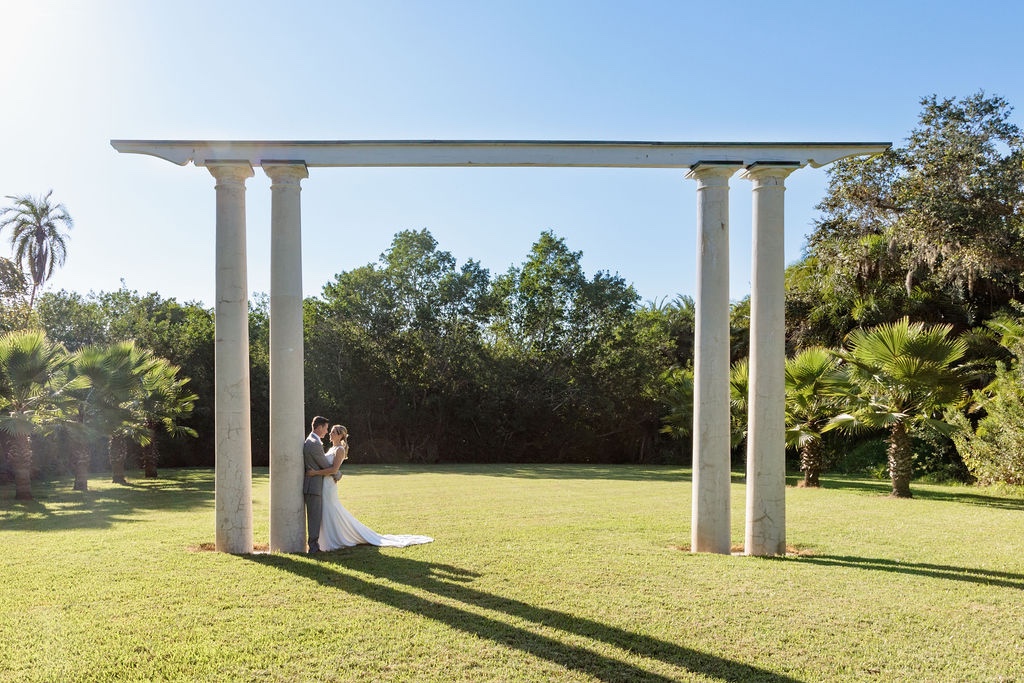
[308,542,321,554]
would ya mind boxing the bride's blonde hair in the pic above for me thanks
[331,425,348,439]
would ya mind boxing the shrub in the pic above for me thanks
[949,356,1024,485]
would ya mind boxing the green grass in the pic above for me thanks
[2,465,1023,682]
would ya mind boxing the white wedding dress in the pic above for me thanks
[318,445,433,550]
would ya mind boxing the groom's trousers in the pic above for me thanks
[304,492,322,548]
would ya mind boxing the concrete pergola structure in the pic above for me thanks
[111,139,890,556]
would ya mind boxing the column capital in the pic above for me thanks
[686,161,743,186]
[207,161,255,184]
[263,161,309,185]
[741,162,800,185]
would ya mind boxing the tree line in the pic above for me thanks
[2,91,1023,499]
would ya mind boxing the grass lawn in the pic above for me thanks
[2,465,1023,682]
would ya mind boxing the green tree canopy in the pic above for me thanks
[789,92,1024,348]
[311,229,494,461]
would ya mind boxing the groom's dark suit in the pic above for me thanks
[303,431,333,552]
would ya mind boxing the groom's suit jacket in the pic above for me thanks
[302,433,332,496]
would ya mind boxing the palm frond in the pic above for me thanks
[729,358,749,409]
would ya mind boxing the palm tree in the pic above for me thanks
[95,346,197,481]
[0,330,83,500]
[784,347,846,487]
[129,357,198,478]
[107,431,132,485]
[657,366,693,440]
[659,358,749,454]
[985,314,1024,350]
[0,191,73,308]
[56,395,95,493]
[729,358,749,450]
[828,318,971,497]
[61,342,143,491]
[105,344,162,484]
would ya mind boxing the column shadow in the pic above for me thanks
[781,554,1024,590]
[244,550,800,683]
[809,477,1024,510]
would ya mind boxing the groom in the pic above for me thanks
[302,415,341,553]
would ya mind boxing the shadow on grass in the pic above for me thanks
[785,554,1024,590]
[0,469,215,532]
[905,486,1024,510]
[810,476,1024,510]
[245,550,799,683]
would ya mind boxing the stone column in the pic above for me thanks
[208,162,255,554]
[742,163,798,556]
[263,162,309,553]
[686,162,741,554]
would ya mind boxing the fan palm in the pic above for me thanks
[659,358,749,450]
[123,356,198,478]
[729,358,749,450]
[61,346,107,491]
[0,191,73,308]
[828,318,970,497]
[657,366,693,440]
[784,347,847,487]
[0,330,84,500]
[984,313,1024,351]
[104,345,163,484]
[61,342,146,490]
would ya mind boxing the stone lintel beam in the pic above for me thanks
[111,140,891,169]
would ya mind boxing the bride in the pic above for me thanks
[318,425,433,551]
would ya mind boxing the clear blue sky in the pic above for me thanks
[2,0,1021,308]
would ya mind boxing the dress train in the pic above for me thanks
[318,472,433,550]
